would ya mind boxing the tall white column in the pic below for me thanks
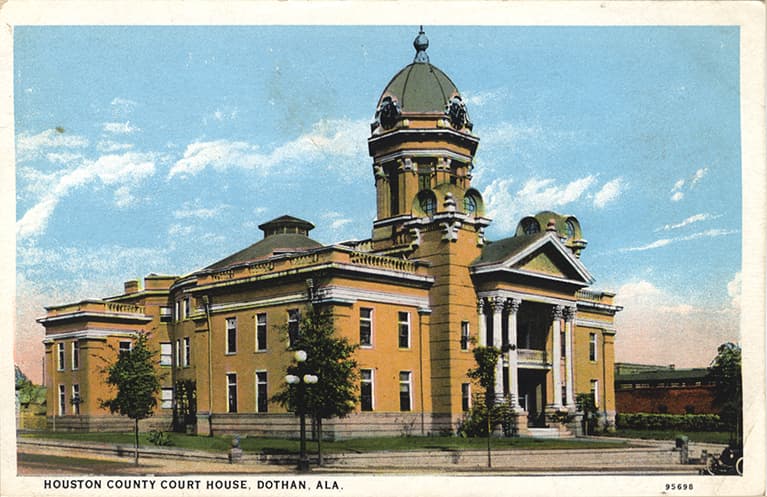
[564,306,576,409]
[551,305,563,408]
[491,296,504,400]
[477,298,486,347]
[506,298,521,409]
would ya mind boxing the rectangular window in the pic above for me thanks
[227,373,238,413]
[161,387,173,409]
[160,306,172,322]
[418,172,430,190]
[359,308,373,347]
[288,309,300,347]
[256,313,267,351]
[589,333,598,362]
[183,297,191,319]
[57,343,65,371]
[461,383,471,412]
[183,337,191,367]
[398,312,411,349]
[399,371,412,412]
[360,369,374,411]
[71,341,80,370]
[58,384,66,416]
[226,317,237,354]
[160,342,172,366]
[71,384,80,415]
[460,321,470,351]
[119,340,132,354]
[175,339,181,366]
[591,379,600,408]
[174,301,181,322]
[256,371,268,413]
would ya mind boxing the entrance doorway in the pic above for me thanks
[519,369,547,427]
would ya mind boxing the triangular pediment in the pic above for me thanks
[471,233,594,286]
[516,249,570,279]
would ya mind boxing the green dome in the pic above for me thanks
[377,62,460,113]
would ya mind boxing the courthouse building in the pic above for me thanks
[39,29,622,438]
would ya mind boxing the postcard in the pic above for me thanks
[2,1,765,496]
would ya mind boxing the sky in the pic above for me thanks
[13,25,742,383]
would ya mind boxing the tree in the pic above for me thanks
[708,342,742,444]
[100,332,163,465]
[272,307,358,466]
[467,345,502,467]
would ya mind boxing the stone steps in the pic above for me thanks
[526,427,573,439]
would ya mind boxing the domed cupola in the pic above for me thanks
[371,27,473,133]
[368,28,484,244]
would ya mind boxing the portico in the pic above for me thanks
[477,292,578,419]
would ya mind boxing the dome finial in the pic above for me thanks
[413,26,429,63]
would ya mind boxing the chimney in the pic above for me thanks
[124,280,139,294]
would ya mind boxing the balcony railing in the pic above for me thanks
[517,348,549,367]
[199,247,424,285]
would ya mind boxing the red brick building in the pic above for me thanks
[614,363,716,415]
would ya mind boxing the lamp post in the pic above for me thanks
[285,350,318,472]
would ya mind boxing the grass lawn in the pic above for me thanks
[21,431,631,454]
[604,429,733,444]
[18,452,138,474]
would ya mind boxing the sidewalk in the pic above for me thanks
[17,437,702,475]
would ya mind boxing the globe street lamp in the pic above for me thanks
[285,350,318,472]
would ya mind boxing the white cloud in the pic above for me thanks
[168,118,368,180]
[669,167,709,201]
[97,140,134,153]
[593,177,624,208]
[113,186,135,208]
[691,167,709,187]
[45,151,84,164]
[614,278,738,367]
[462,88,507,107]
[657,213,719,232]
[618,228,738,253]
[483,175,596,232]
[16,152,157,240]
[726,271,741,311]
[110,97,137,114]
[16,128,88,162]
[173,201,227,220]
[168,224,194,237]
[102,121,140,134]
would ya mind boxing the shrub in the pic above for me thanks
[616,413,725,432]
[147,429,173,446]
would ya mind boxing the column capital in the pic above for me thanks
[490,296,505,314]
[564,306,577,322]
[552,304,564,320]
[477,298,485,315]
[505,298,521,314]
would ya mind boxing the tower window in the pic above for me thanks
[418,191,436,216]
[463,195,477,215]
[522,218,540,235]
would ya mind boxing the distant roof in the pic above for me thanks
[204,233,323,271]
[258,215,315,233]
[615,368,710,383]
[471,232,547,267]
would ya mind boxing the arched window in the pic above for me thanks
[522,218,540,235]
[463,194,477,215]
[565,219,576,239]
[418,191,437,216]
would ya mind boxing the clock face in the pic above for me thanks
[463,195,477,214]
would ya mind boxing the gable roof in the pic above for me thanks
[471,232,594,286]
